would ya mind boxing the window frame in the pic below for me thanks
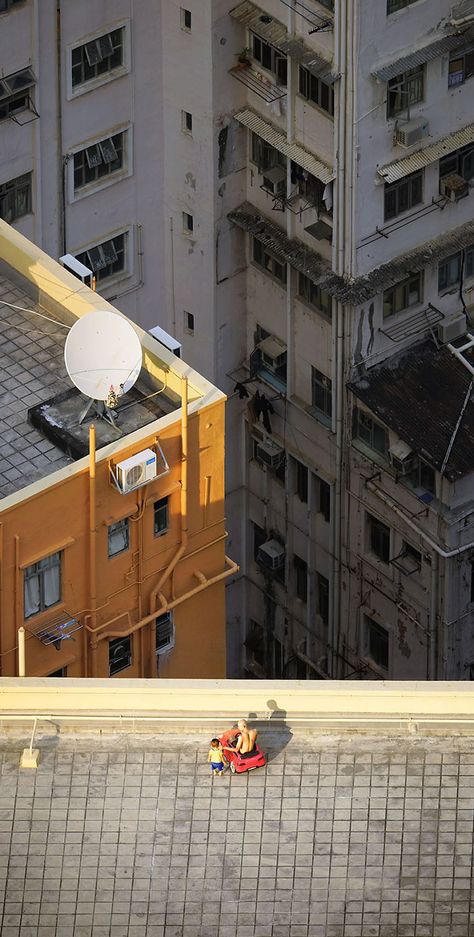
[387,0,418,14]
[67,22,130,99]
[387,66,424,118]
[156,611,175,655]
[0,171,32,223]
[180,7,192,31]
[316,572,329,626]
[75,230,129,287]
[251,33,287,86]
[353,407,389,456]
[365,616,389,672]
[384,170,423,221]
[0,68,36,122]
[24,551,62,620]
[383,271,423,318]
[154,497,169,537]
[298,66,334,116]
[448,47,474,87]
[298,271,332,320]
[252,237,287,285]
[317,476,331,523]
[293,458,308,503]
[294,554,308,603]
[109,635,132,676]
[184,310,194,334]
[183,211,194,234]
[311,367,332,424]
[181,110,193,134]
[367,514,391,564]
[439,143,474,182]
[71,128,130,200]
[107,516,130,558]
[0,0,25,11]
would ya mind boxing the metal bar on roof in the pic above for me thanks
[378,120,474,184]
[233,107,334,183]
[378,306,444,342]
[229,0,288,47]
[372,32,472,82]
[229,66,287,103]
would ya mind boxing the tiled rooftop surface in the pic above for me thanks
[1,727,474,936]
[0,267,72,498]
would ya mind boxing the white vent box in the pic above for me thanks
[395,118,429,148]
[440,173,469,201]
[257,539,286,571]
[437,316,467,344]
[256,439,284,469]
[59,253,93,286]
[389,440,414,475]
[149,324,182,358]
[116,448,157,493]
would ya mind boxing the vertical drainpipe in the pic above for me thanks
[429,552,438,679]
[18,627,26,677]
[332,0,349,678]
[88,424,96,677]
[56,1,66,254]
[32,0,42,246]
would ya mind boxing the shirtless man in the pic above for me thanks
[234,718,258,754]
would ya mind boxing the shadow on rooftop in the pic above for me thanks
[247,698,293,763]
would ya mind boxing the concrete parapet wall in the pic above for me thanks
[1,679,474,734]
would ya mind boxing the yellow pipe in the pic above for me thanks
[88,424,96,677]
[0,523,3,674]
[18,627,26,677]
[96,556,239,643]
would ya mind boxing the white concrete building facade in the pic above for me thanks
[1,0,474,680]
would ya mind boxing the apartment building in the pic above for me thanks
[0,220,233,678]
[2,0,474,680]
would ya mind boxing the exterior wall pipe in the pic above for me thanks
[429,552,439,680]
[18,627,26,677]
[88,424,96,677]
[367,482,474,558]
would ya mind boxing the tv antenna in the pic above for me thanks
[64,309,142,428]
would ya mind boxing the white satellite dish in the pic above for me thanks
[64,310,142,427]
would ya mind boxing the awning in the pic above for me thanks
[233,107,334,184]
[372,31,474,82]
[230,0,287,47]
[377,120,474,184]
[279,37,336,83]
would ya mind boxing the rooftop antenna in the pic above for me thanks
[64,309,142,428]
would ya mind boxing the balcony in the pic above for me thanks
[229,63,287,103]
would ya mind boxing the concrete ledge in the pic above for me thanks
[1,679,474,734]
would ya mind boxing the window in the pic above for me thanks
[47,667,67,677]
[299,66,334,116]
[316,572,329,626]
[251,134,286,173]
[252,237,287,284]
[184,310,194,334]
[71,28,124,89]
[311,368,332,422]
[384,171,423,221]
[73,132,125,192]
[365,617,389,671]
[154,497,169,536]
[439,143,474,182]
[387,0,417,13]
[181,110,193,133]
[408,459,436,495]
[383,272,423,318]
[391,541,422,575]
[253,522,266,562]
[293,458,308,503]
[387,66,424,118]
[0,172,32,223]
[76,232,126,284]
[0,0,25,10]
[183,211,194,234]
[251,34,287,85]
[156,612,174,654]
[298,272,332,320]
[109,636,131,676]
[353,408,389,456]
[294,555,308,602]
[180,7,191,30]
[368,514,390,564]
[438,246,474,292]
[448,48,474,87]
[470,558,474,603]
[0,67,35,121]
[24,552,61,619]
[317,477,331,522]
[246,620,265,669]
[108,517,130,558]
[292,163,329,214]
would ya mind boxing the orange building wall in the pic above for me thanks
[0,399,227,679]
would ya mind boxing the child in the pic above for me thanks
[208,738,226,776]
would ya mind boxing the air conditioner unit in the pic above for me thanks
[258,335,287,372]
[257,539,286,571]
[116,448,157,493]
[440,173,469,202]
[389,439,415,475]
[261,164,287,196]
[256,439,285,469]
[395,118,429,148]
[437,315,467,344]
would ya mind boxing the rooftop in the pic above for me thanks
[348,338,474,480]
[2,678,474,937]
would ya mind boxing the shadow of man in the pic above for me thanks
[247,699,293,763]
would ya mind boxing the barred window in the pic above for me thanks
[24,552,61,619]
[383,272,423,318]
[311,367,332,421]
[156,612,174,654]
[0,172,32,222]
[384,171,423,220]
[299,66,334,116]
[387,66,424,117]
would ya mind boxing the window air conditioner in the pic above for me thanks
[256,439,285,469]
[440,173,469,202]
[437,315,467,344]
[257,539,286,571]
[258,335,287,372]
[116,448,157,493]
[261,164,287,196]
[395,118,429,148]
[389,440,415,475]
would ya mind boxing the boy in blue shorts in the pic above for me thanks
[208,738,226,775]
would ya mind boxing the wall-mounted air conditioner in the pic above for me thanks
[116,449,157,493]
[395,118,429,148]
[258,335,287,372]
[437,315,467,344]
[389,440,415,475]
[149,324,182,358]
[261,164,287,196]
[440,173,469,201]
[59,253,93,287]
[256,439,285,469]
[257,539,286,571]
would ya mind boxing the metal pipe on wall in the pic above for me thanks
[87,424,96,677]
